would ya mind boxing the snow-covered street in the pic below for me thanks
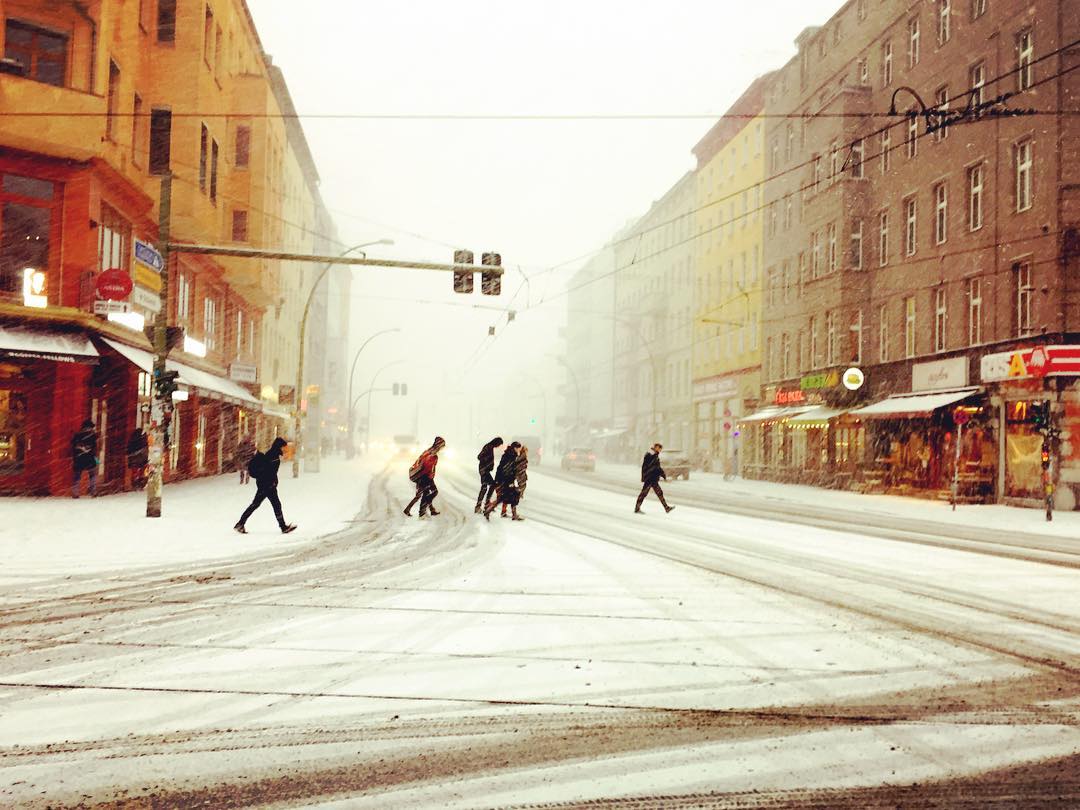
[2,458,1079,808]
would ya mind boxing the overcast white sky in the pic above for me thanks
[246,0,843,442]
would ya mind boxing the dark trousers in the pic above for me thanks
[635,480,669,511]
[476,471,495,507]
[238,484,286,529]
[406,476,438,515]
[72,466,98,497]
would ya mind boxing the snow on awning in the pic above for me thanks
[102,339,260,406]
[848,387,980,419]
[0,325,99,364]
[739,405,813,423]
[787,406,849,425]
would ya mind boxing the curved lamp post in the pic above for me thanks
[361,359,404,454]
[346,328,401,456]
[292,239,393,477]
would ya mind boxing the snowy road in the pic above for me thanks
[1,459,1079,808]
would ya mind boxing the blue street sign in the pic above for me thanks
[134,238,164,273]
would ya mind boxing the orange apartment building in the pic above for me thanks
[0,0,337,495]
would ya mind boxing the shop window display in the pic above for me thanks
[0,389,28,472]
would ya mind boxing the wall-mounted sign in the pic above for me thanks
[843,367,865,390]
[693,375,740,401]
[913,356,968,391]
[96,268,133,301]
[93,299,130,315]
[229,363,258,383]
[981,346,1080,382]
[133,238,164,273]
[134,263,162,292]
[774,388,807,405]
[800,370,840,390]
[131,285,161,313]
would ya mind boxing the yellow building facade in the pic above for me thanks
[690,77,771,470]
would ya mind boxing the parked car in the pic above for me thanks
[561,447,596,472]
[663,449,691,480]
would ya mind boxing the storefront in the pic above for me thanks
[693,373,757,473]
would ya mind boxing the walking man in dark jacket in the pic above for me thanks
[234,437,297,534]
[71,419,99,498]
[475,436,503,513]
[404,436,445,518]
[635,443,674,514]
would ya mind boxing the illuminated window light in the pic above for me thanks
[184,336,207,357]
[108,311,146,331]
[172,389,190,401]
[22,268,47,308]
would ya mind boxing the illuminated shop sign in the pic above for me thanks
[800,370,840,390]
[774,388,806,405]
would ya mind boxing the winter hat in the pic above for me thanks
[271,437,289,450]
[432,436,446,448]
[82,419,94,429]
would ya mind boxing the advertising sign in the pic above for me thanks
[981,346,1080,382]
[96,268,133,301]
[229,364,258,383]
[131,285,161,313]
[912,357,968,391]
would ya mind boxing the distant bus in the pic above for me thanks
[511,435,542,465]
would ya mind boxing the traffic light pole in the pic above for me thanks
[146,174,173,518]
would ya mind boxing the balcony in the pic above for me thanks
[0,73,105,160]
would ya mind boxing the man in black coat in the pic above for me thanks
[484,442,519,519]
[234,437,297,534]
[635,442,674,514]
[71,419,99,498]
[474,436,503,513]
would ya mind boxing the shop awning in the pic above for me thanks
[739,405,813,423]
[849,387,980,419]
[260,402,292,420]
[589,427,628,440]
[101,339,261,406]
[0,325,99,364]
[787,406,849,425]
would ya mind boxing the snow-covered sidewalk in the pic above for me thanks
[0,458,373,587]
[586,461,1080,540]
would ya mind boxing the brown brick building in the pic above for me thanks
[746,0,1080,507]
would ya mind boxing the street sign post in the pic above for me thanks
[96,268,133,301]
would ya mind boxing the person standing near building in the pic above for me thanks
[635,442,674,514]
[404,436,445,518]
[235,433,256,485]
[475,436,503,513]
[126,427,149,490]
[234,437,297,534]
[71,419,99,498]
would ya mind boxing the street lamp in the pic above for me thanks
[346,328,401,457]
[293,239,394,478]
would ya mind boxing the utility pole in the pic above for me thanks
[146,174,173,518]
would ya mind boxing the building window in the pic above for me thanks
[235,125,251,168]
[768,202,778,237]
[968,164,984,230]
[934,182,948,245]
[850,310,863,364]
[1015,139,1032,212]
[905,197,918,256]
[904,296,916,357]
[176,271,192,325]
[203,6,214,67]
[906,112,918,159]
[858,0,867,20]
[781,333,791,378]
[827,222,838,272]
[972,0,987,19]
[811,230,822,278]
[830,141,841,181]
[882,40,893,86]
[236,310,244,356]
[851,219,864,270]
[813,155,823,189]
[149,108,172,174]
[132,94,143,165]
[199,124,209,191]
[204,296,218,350]
[850,138,864,178]
[878,302,889,362]
[785,123,795,161]
[938,0,951,43]
[1014,261,1032,335]
[879,210,889,267]
[858,57,869,84]
[908,17,920,67]
[809,316,819,368]
[967,278,982,345]
[881,128,892,174]
[934,288,947,352]
[970,62,985,106]
[783,195,793,230]
[1017,30,1033,89]
[98,204,130,273]
[231,209,248,241]
[157,0,177,43]
[770,138,780,173]
[106,61,121,141]
[826,310,837,366]
[4,20,68,87]
[765,337,773,380]
[934,86,949,141]
[210,139,219,203]
[0,174,55,300]
[798,251,807,288]
[784,260,795,303]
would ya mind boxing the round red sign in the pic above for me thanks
[96,268,133,301]
[954,407,970,425]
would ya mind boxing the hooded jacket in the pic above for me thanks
[72,425,98,471]
[494,446,518,486]
[477,439,501,475]
[641,450,665,485]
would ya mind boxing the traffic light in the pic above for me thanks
[1032,400,1049,429]
[453,249,474,294]
[154,369,180,400]
[1042,447,1051,468]
[392,383,408,396]
[481,252,502,296]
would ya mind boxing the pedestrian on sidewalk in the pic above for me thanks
[71,419,99,498]
[234,437,297,534]
[404,436,445,518]
[475,436,503,513]
[484,441,520,520]
[126,427,149,490]
[235,433,256,485]
[635,442,674,514]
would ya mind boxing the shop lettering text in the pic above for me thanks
[800,371,839,391]
[774,389,806,405]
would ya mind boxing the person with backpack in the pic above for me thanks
[484,441,520,520]
[71,419,99,498]
[635,442,674,514]
[475,436,503,514]
[404,436,445,518]
[234,437,297,534]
